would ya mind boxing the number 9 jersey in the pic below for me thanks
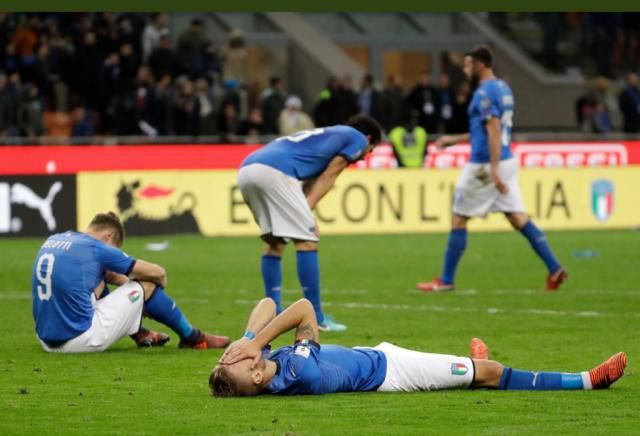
[32,231,136,343]
[468,78,514,164]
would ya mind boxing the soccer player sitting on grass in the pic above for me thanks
[32,212,230,353]
[237,114,383,332]
[210,298,626,396]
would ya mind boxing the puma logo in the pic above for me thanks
[10,182,63,231]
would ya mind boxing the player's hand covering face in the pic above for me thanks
[220,339,262,368]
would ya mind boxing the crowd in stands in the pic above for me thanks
[0,12,254,141]
[0,11,471,142]
[1,12,639,141]
[575,73,640,134]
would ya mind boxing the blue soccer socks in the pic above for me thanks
[499,367,589,390]
[520,221,561,274]
[262,255,283,313]
[144,286,195,340]
[441,229,467,285]
[296,250,324,323]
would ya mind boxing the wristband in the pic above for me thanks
[243,330,256,340]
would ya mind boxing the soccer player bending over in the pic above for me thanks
[417,45,567,292]
[210,298,626,397]
[32,212,230,353]
[237,114,383,332]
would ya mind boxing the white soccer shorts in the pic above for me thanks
[452,157,525,217]
[237,163,319,242]
[39,281,144,353]
[374,342,475,392]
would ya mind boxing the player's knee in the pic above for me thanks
[451,214,468,229]
[138,280,158,300]
[473,359,504,388]
[294,240,318,251]
[505,212,529,230]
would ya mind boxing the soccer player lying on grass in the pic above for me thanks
[210,298,627,397]
[32,212,230,353]
[237,114,383,332]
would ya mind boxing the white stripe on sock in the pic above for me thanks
[581,371,592,390]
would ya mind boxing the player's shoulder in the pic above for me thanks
[330,125,368,147]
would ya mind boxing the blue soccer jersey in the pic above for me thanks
[241,126,368,180]
[468,78,514,163]
[265,341,387,395]
[32,231,136,343]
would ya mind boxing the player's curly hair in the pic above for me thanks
[89,211,125,247]
[468,45,494,68]
[209,366,241,397]
[346,114,383,146]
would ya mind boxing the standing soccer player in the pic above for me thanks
[238,114,382,332]
[417,46,567,292]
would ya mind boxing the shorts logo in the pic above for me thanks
[591,179,614,221]
[451,363,468,376]
[128,290,141,303]
[294,345,311,359]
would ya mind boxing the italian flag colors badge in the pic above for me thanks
[451,362,468,376]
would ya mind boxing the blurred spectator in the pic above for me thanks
[46,34,73,111]
[313,76,340,127]
[177,19,206,75]
[260,76,286,134]
[437,73,454,133]
[141,74,172,136]
[219,102,239,142]
[618,73,640,133]
[192,42,222,83]
[73,31,102,109]
[4,43,20,76]
[576,77,615,133]
[383,74,405,131]
[117,42,140,95]
[575,79,598,132]
[17,83,44,138]
[149,33,178,80]
[278,95,314,135]
[238,107,267,136]
[116,15,140,54]
[195,77,218,135]
[334,74,358,123]
[407,72,439,134]
[172,78,199,136]
[12,16,39,58]
[357,73,384,124]
[222,29,248,85]
[70,106,94,137]
[142,13,168,62]
[448,81,471,134]
[0,72,18,136]
[97,52,120,134]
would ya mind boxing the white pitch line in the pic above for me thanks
[235,299,640,319]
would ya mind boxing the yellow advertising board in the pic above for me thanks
[77,167,640,236]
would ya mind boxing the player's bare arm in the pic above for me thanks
[220,298,318,367]
[486,117,508,194]
[130,259,167,288]
[435,133,470,148]
[306,156,350,209]
[104,271,129,286]
[302,177,318,197]
[225,298,278,351]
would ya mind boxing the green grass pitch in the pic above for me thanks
[1,230,638,434]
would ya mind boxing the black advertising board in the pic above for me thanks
[0,176,77,237]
